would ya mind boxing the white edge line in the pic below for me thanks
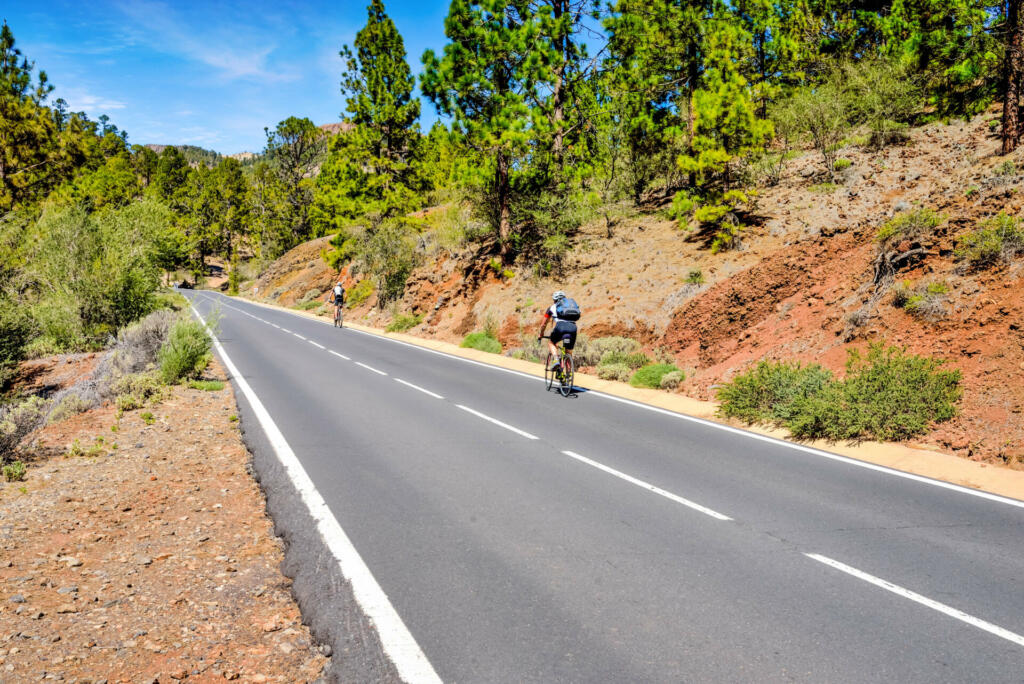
[206,293,1024,510]
[562,451,731,521]
[309,341,326,350]
[455,404,538,440]
[329,350,351,361]
[356,361,388,376]
[394,378,444,400]
[188,298,442,684]
[806,553,1024,649]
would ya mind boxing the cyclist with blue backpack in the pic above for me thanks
[538,291,581,372]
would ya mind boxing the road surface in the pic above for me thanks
[186,290,1024,683]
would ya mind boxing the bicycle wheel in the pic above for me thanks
[559,355,574,397]
[544,351,555,391]
[334,307,341,327]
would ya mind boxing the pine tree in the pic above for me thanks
[1005,0,1024,152]
[263,117,326,250]
[422,0,552,261]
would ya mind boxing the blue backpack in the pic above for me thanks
[556,297,581,321]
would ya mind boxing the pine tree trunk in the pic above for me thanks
[1004,0,1023,154]
[496,149,512,262]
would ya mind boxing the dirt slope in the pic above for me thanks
[246,107,1023,465]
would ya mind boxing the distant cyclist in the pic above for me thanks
[537,291,581,372]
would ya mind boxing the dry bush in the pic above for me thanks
[0,396,50,463]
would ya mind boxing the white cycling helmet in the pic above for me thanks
[552,290,565,302]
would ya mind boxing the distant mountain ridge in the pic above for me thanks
[144,122,351,167]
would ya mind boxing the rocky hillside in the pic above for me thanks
[244,107,1023,466]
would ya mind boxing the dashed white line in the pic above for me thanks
[456,405,538,440]
[356,361,387,376]
[806,553,1024,649]
[188,301,441,683]
[272,324,280,329]
[329,350,350,361]
[309,341,326,350]
[281,328,292,334]
[394,378,444,399]
[562,450,732,520]
[293,333,307,341]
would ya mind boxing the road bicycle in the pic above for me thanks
[333,302,344,328]
[542,335,575,397]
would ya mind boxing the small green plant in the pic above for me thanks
[346,279,374,308]
[385,312,424,332]
[158,318,212,383]
[659,370,684,389]
[140,411,155,425]
[955,212,1024,270]
[3,460,26,482]
[810,182,839,193]
[67,439,84,457]
[460,331,501,354]
[893,280,948,320]
[833,158,852,171]
[876,208,944,246]
[965,186,979,199]
[630,364,682,389]
[294,300,321,311]
[188,379,225,391]
[228,266,241,296]
[597,363,632,381]
[229,414,238,422]
[111,423,119,433]
[113,371,170,413]
[994,160,1017,176]
[599,350,650,370]
[685,269,705,285]
[989,119,1000,132]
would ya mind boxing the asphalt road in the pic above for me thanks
[187,290,1024,683]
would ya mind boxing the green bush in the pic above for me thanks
[300,287,322,303]
[600,350,650,370]
[717,361,834,424]
[294,300,320,311]
[386,312,424,332]
[876,208,944,247]
[955,213,1024,270]
[460,331,501,354]
[685,269,705,285]
[3,460,26,482]
[892,280,949,321]
[994,160,1017,176]
[597,362,632,381]
[833,158,852,171]
[659,370,684,390]
[0,301,32,389]
[788,345,961,442]
[113,371,171,411]
[630,364,681,389]
[157,318,212,384]
[346,279,374,308]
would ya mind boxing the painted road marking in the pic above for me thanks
[806,553,1024,649]
[356,361,387,376]
[281,328,292,334]
[394,378,444,400]
[309,341,326,350]
[562,450,732,521]
[294,333,307,341]
[272,324,280,329]
[188,299,441,684]
[456,405,538,440]
[329,350,351,361]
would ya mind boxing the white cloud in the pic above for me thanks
[113,0,300,82]
[59,88,128,114]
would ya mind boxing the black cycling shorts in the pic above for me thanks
[551,321,577,350]
[333,296,344,306]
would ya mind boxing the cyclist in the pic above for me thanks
[537,290,579,372]
[325,281,345,323]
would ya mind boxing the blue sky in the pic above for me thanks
[5,0,450,154]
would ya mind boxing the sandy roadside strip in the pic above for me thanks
[223,292,1024,503]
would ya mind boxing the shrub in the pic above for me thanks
[188,379,225,391]
[0,396,49,462]
[158,318,212,383]
[810,182,839,193]
[114,371,170,411]
[955,213,1024,270]
[600,350,650,370]
[3,460,26,482]
[659,370,684,390]
[385,312,423,332]
[48,394,92,423]
[597,363,631,381]
[685,269,705,285]
[460,331,501,354]
[300,288,322,303]
[346,279,374,308]
[228,264,241,296]
[833,158,852,171]
[893,280,949,321]
[0,300,32,390]
[140,411,155,425]
[994,160,1017,176]
[574,337,639,367]
[786,345,960,442]
[294,300,320,311]
[630,364,681,389]
[717,361,834,423]
[507,335,545,363]
[875,208,944,248]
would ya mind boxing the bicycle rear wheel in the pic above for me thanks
[544,352,555,391]
[559,355,574,397]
